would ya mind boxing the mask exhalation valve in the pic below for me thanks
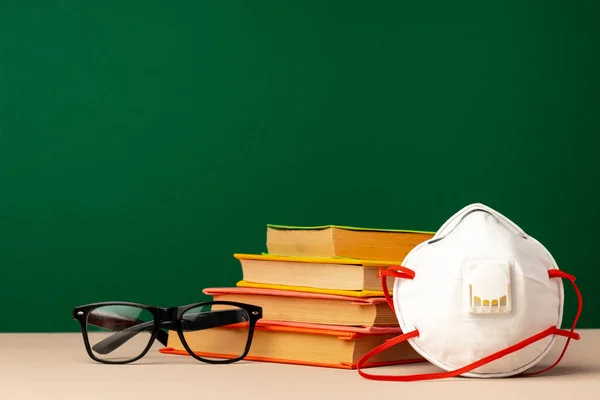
[464,259,512,315]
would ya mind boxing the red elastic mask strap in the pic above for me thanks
[523,269,583,376]
[359,269,582,382]
[358,326,578,382]
[378,266,415,312]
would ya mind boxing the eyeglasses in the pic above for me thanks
[72,300,262,364]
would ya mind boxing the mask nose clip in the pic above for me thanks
[464,259,512,315]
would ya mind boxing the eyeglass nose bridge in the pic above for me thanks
[158,321,177,330]
[155,307,179,325]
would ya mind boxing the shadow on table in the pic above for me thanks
[527,364,600,378]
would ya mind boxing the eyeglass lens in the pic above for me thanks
[180,303,251,361]
[85,305,155,362]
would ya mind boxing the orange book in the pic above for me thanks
[203,287,398,327]
[160,320,422,369]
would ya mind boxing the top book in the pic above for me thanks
[266,224,435,262]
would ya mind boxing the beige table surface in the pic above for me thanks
[1,330,599,400]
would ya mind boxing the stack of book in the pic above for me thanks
[161,224,434,369]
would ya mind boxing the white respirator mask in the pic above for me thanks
[358,203,582,381]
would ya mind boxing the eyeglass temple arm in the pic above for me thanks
[91,309,248,355]
[179,308,249,331]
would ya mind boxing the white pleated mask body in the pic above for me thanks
[394,203,564,377]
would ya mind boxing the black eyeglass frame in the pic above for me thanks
[72,300,263,365]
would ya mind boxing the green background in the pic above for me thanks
[1,1,598,332]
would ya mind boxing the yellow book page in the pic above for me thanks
[267,223,435,235]
[234,253,404,266]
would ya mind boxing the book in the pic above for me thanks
[234,253,400,293]
[266,224,434,261]
[203,287,398,327]
[160,320,422,369]
[235,280,386,297]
